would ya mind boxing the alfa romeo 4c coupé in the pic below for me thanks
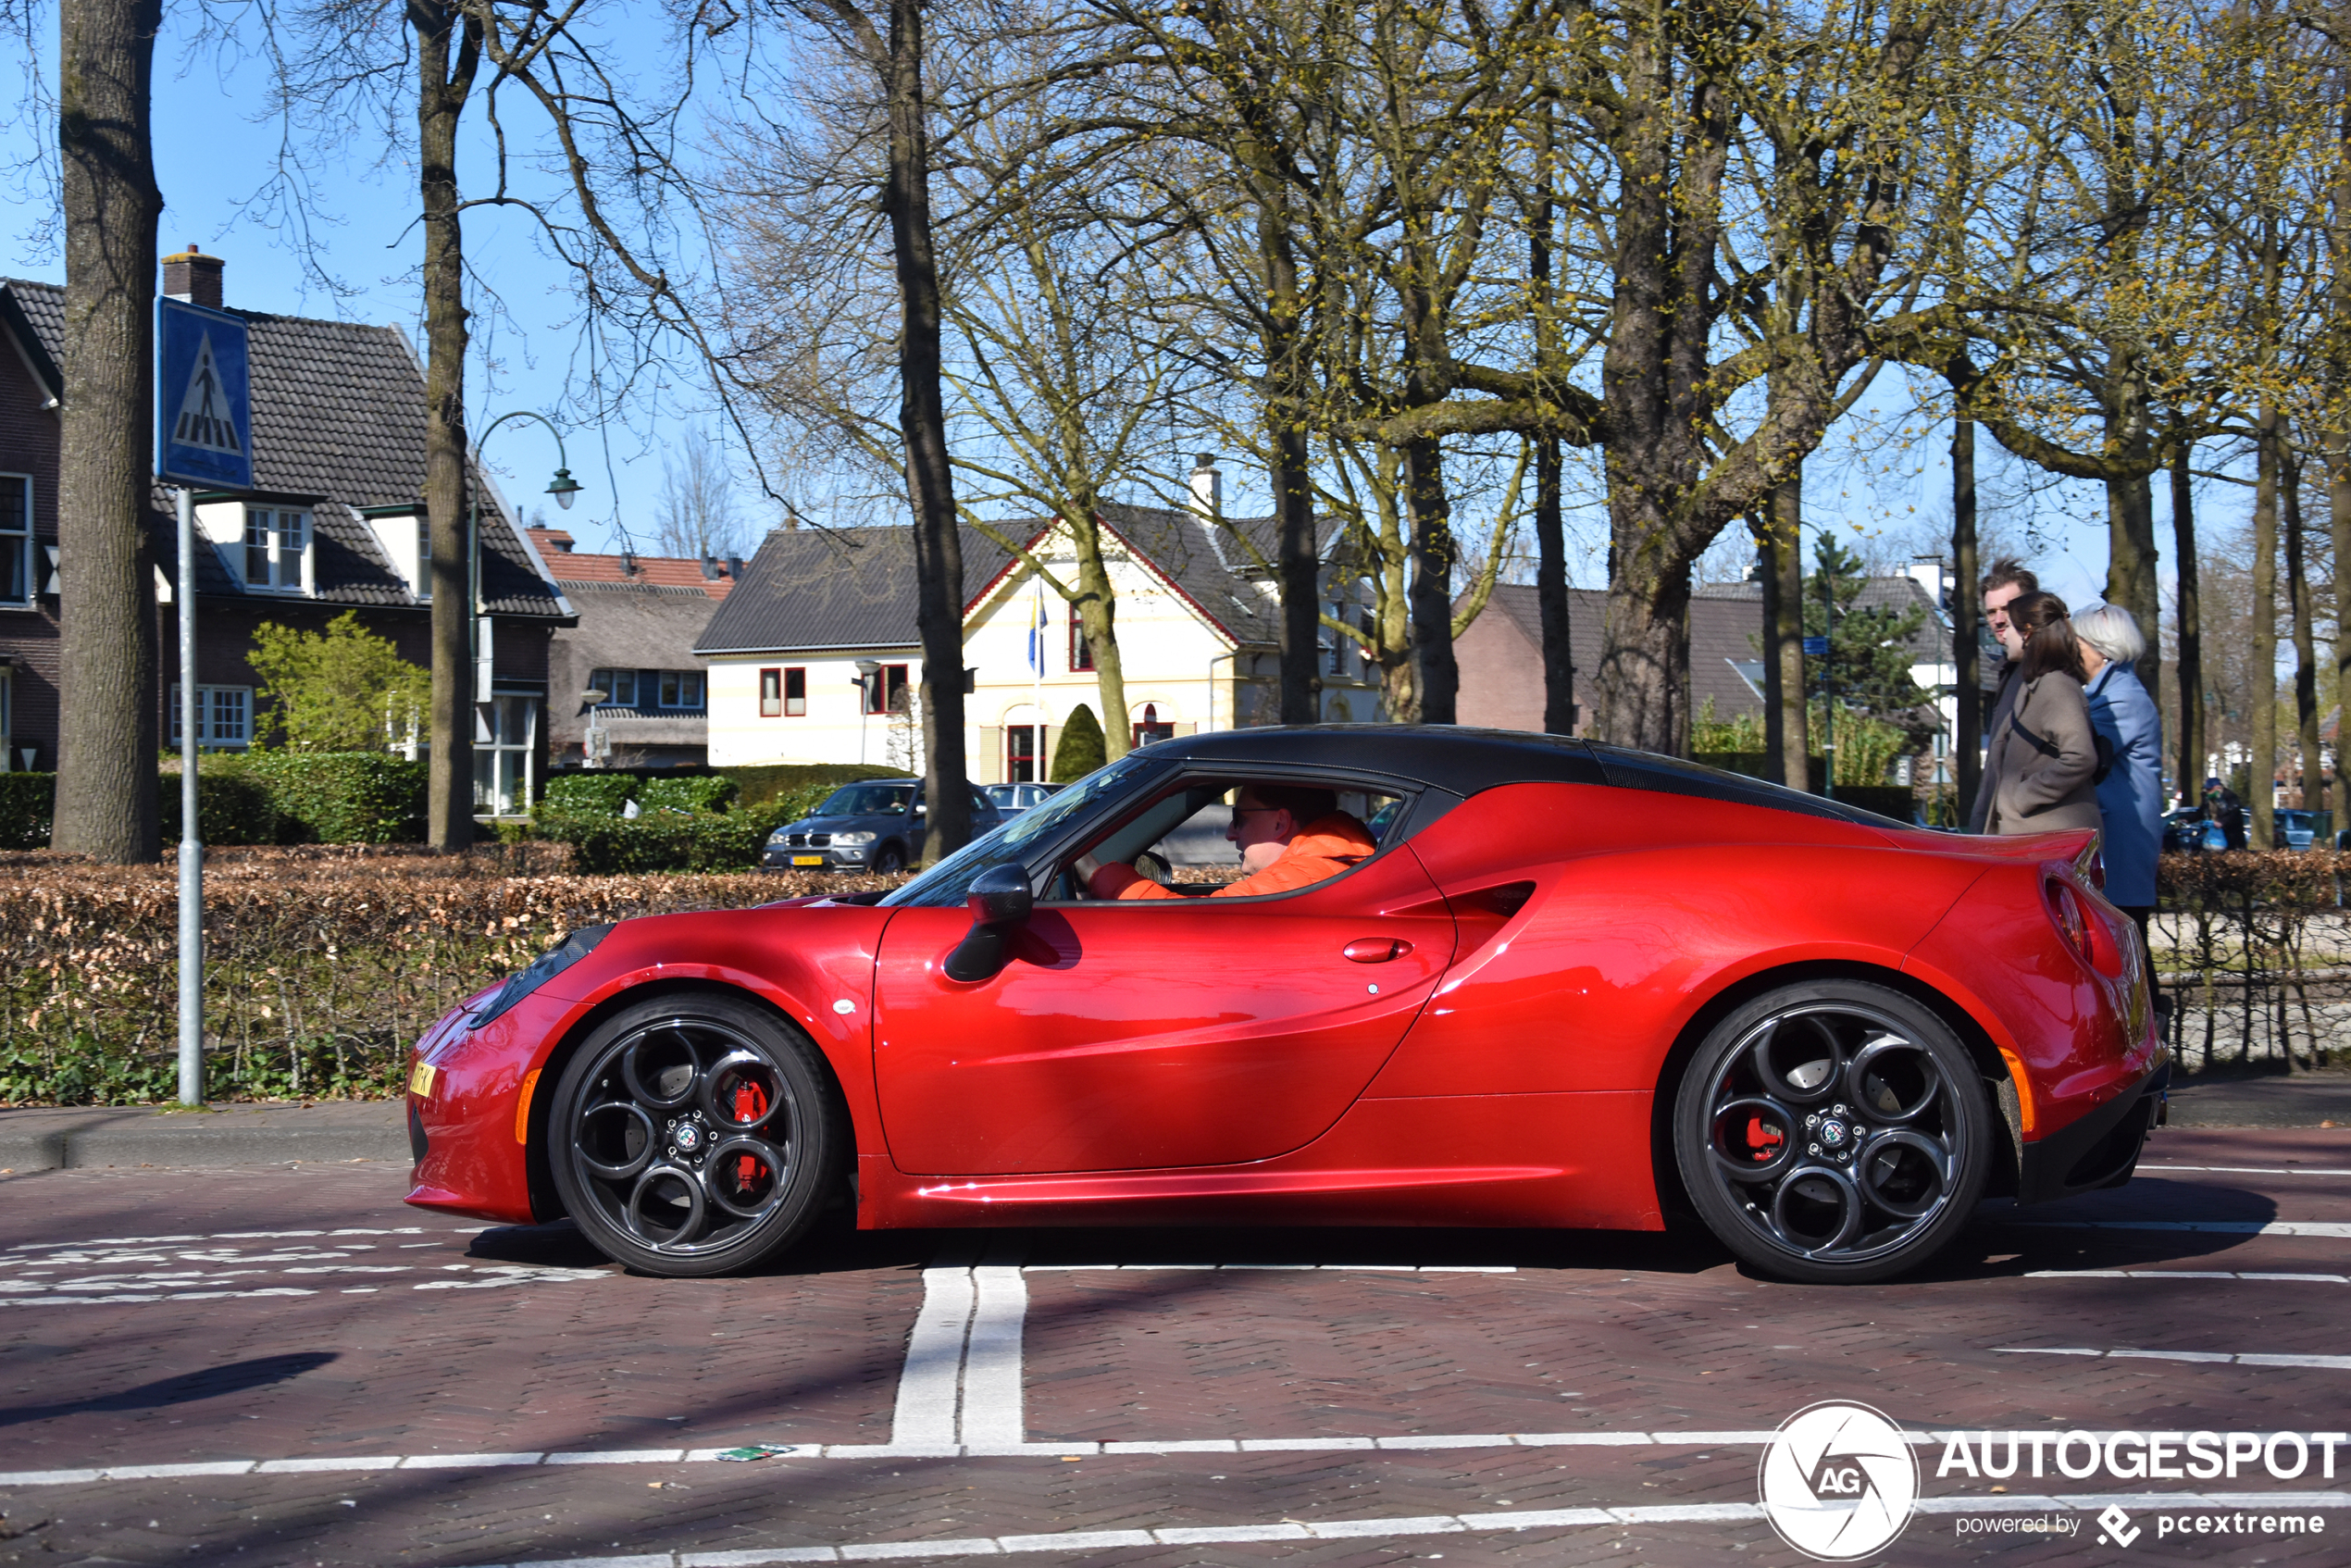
[404,727,2164,1285]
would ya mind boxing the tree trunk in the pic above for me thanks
[1530,105,1574,736]
[417,0,478,852]
[1597,545,1692,756]
[1404,434,1458,725]
[1753,514,1783,768]
[52,0,163,863]
[2103,346,2159,700]
[2251,402,2279,851]
[1770,476,1807,790]
[1069,515,1130,762]
[2285,455,2321,813]
[2172,439,2203,808]
[1272,417,1320,726]
[1952,417,1981,825]
[881,0,967,864]
[1535,438,1574,734]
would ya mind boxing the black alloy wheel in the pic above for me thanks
[548,992,843,1277]
[1673,980,1992,1284]
[871,843,906,875]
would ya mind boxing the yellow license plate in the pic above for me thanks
[792,855,825,866]
[408,1061,437,1098]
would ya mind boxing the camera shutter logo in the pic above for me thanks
[1758,1400,1920,1560]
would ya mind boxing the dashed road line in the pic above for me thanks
[2007,1220,2351,1238]
[2144,1165,2351,1177]
[1022,1263,1517,1273]
[1997,1346,2351,1370]
[2027,1269,2351,1284]
[457,1492,2351,1565]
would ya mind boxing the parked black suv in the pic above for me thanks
[762,778,1006,874]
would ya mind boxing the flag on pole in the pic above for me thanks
[1026,580,1049,674]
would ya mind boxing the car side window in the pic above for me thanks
[1050,778,1406,901]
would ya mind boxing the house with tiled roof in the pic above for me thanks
[0,251,573,811]
[529,526,736,770]
[693,462,1379,779]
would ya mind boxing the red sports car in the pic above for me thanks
[404,728,2164,1284]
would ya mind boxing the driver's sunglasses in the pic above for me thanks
[1230,806,1285,818]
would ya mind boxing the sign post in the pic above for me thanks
[155,297,253,1106]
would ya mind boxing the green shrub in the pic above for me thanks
[159,763,281,845]
[537,811,767,873]
[754,780,853,834]
[244,752,427,843]
[723,762,902,819]
[1052,703,1106,781]
[542,773,636,817]
[0,773,54,850]
[640,774,740,815]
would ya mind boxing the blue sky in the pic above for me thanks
[0,8,2208,607]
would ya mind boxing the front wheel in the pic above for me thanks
[548,992,843,1277]
[871,843,907,875]
[1673,980,1992,1285]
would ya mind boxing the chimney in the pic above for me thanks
[1908,553,1951,610]
[726,554,744,580]
[162,244,224,310]
[1188,454,1222,519]
[619,548,638,578]
[700,554,721,580]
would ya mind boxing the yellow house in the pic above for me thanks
[695,496,1381,781]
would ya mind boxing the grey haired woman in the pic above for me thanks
[2075,603,2164,957]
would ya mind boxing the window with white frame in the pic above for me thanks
[243,508,309,591]
[168,684,253,748]
[0,475,31,606]
[474,694,537,815]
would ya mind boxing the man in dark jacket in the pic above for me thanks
[1967,558,2040,833]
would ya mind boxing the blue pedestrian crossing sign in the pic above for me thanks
[155,297,252,490]
[1801,636,1830,656]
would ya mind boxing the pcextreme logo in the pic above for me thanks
[1758,1400,1922,1561]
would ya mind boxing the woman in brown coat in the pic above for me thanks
[1984,592,2104,836]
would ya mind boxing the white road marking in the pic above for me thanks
[2144,1165,2351,1177]
[1023,1263,1515,1273]
[891,1242,982,1450]
[1997,1346,2351,1369]
[2008,1219,2351,1238]
[961,1251,1027,1451]
[2028,1269,2351,1284]
[438,1492,2351,1565]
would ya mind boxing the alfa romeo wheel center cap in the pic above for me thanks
[675,1123,703,1154]
[1819,1119,1849,1150]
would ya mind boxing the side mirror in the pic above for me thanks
[944,864,1033,983]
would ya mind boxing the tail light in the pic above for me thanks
[2046,877,2093,964]
[2075,841,2105,890]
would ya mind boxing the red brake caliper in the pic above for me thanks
[734,1081,769,1189]
[1747,1116,1784,1162]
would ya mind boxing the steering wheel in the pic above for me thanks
[1133,850,1174,886]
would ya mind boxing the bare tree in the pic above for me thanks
[50,0,163,861]
[654,435,743,560]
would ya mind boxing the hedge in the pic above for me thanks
[542,773,636,816]
[241,752,428,843]
[0,773,54,850]
[0,852,891,1104]
[159,769,280,845]
[538,811,770,874]
[640,774,740,815]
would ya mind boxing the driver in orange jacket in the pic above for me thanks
[1081,783,1375,900]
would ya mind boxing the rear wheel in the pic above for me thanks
[1673,980,1991,1285]
[549,992,842,1277]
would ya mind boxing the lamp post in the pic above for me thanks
[465,412,581,812]
[852,659,882,765]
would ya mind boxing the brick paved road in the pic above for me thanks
[5,1130,2351,1566]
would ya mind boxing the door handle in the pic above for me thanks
[1343,938,1412,964]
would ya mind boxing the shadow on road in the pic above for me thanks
[0,1350,338,1429]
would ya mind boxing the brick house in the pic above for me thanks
[0,251,574,813]
[527,527,735,771]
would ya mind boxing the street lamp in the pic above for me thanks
[466,411,584,810]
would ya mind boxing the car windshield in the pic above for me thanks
[880,753,1163,908]
[815,784,914,816]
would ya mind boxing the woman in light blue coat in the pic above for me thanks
[2074,604,2164,956]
